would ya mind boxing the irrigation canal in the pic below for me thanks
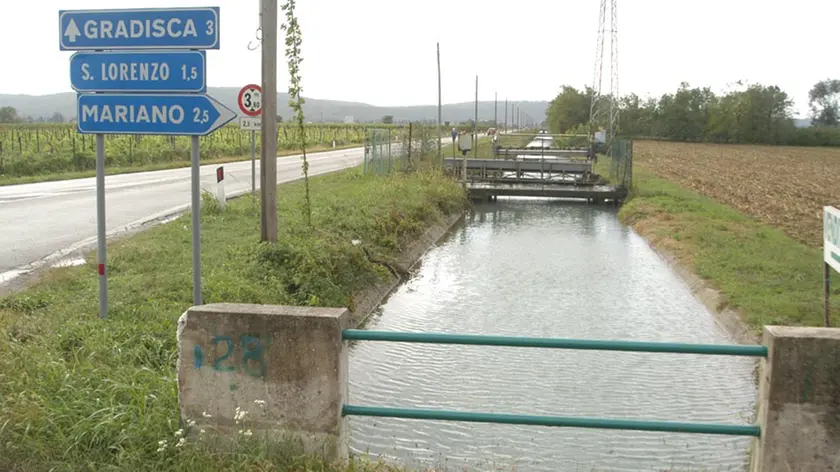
[347,199,756,471]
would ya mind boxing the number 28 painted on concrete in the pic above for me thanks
[193,335,267,378]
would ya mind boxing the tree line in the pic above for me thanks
[0,107,66,124]
[546,79,840,147]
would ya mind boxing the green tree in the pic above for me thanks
[546,85,591,134]
[654,83,714,141]
[808,79,840,127]
[737,84,794,144]
[0,106,19,123]
[550,79,834,147]
[704,84,793,144]
[618,93,654,136]
[382,115,394,124]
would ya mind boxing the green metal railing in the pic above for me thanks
[341,329,765,437]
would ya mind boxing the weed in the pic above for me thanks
[0,167,468,470]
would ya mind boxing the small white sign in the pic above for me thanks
[458,134,473,152]
[240,117,262,130]
[825,206,840,273]
[595,130,607,143]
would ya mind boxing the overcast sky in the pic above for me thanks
[1,0,837,117]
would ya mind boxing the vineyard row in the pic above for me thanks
[0,123,443,178]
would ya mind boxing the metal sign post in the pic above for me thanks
[458,133,472,187]
[251,130,257,195]
[96,134,106,318]
[826,261,831,328]
[61,6,232,313]
[191,136,202,305]
[237,84,263,196]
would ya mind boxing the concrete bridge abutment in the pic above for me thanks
[750,326,840,472]
[176,303,350,461]
[176,304,840,470]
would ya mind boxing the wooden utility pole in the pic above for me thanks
[473,76,478,158]
[437,42,442,166]
[504,98,508,133]
[513,104,517,129]
[260,0,278,242]
[494,92,497,130]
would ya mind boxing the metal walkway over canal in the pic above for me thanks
[444,133,631,204]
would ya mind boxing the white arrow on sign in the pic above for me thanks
[64,19,81,43]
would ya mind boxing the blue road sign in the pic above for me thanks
[59,7,220,51]
[70,51,207,93]
[76,93,237,136]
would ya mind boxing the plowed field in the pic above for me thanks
[634,140,840,247]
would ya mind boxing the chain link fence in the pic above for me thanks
[609,139,633,189]
[363,124,442,175]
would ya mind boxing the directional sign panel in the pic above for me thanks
[70,51,206,93]
[77,93,237,136]
[59,7,220,51]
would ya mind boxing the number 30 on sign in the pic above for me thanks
[238,84,262,117]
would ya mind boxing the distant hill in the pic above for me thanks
[0,88,549,125]
[794,118,812,128]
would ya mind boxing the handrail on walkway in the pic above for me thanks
[342,329,768,357]
[341,329,765,437]
[341,405,761,437]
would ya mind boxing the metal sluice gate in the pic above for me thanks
[340,329,766,437]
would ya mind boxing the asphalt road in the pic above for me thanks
[0,146,366,281]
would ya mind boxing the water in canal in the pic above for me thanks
[348,199,757,471]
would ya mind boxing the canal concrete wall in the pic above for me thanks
[647,244,757,344]
[622,212,756,344]
[350,210,466,326]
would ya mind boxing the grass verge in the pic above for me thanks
[0,166,469,471]
[444,135,493,159]
[618,167,838,332]
[0,143,362,187]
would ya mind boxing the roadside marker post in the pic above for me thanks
[216,166,226,209]
[238,84,262,196]
[60,6,233,316]
[96,134,106,319]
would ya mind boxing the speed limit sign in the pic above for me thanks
[237,84,262,117]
